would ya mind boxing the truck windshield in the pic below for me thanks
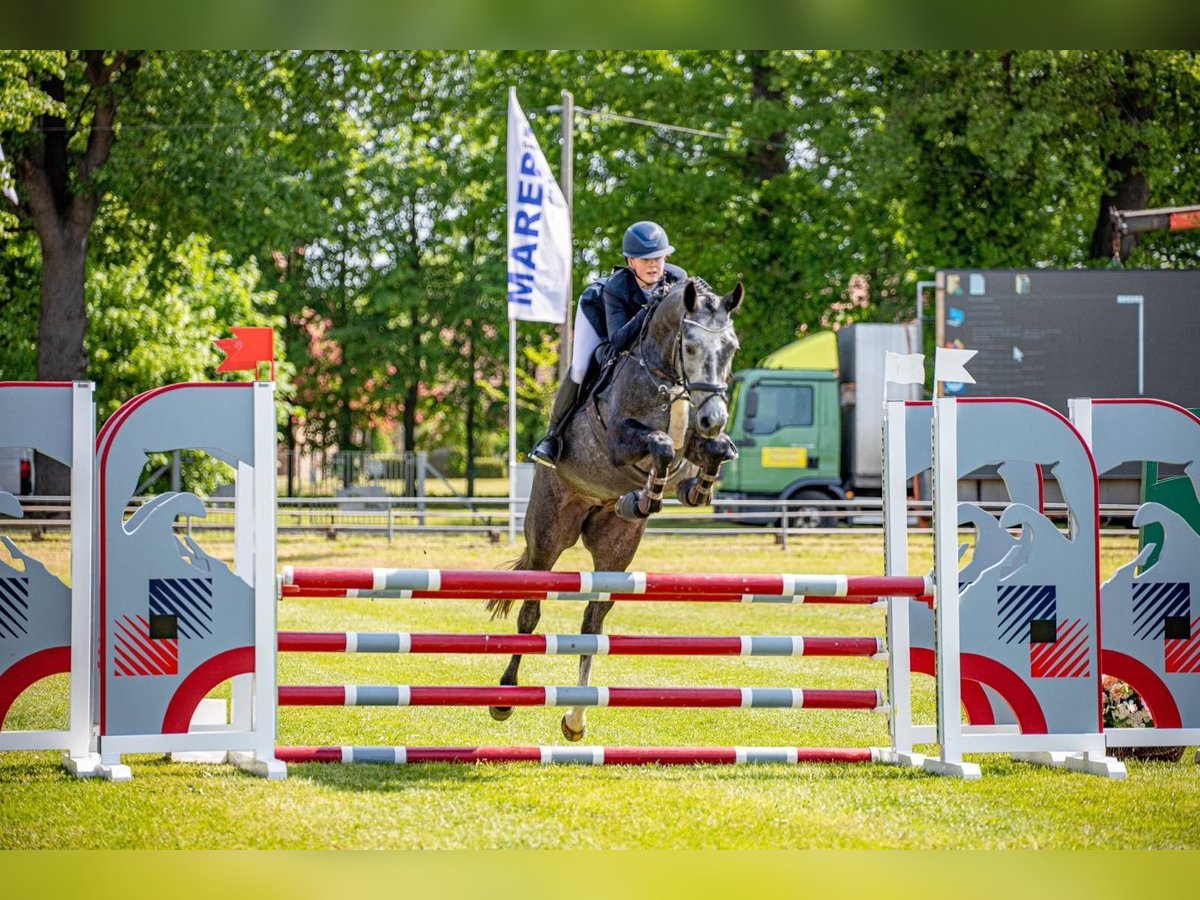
[744,383,814,434]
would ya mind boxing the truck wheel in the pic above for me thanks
[784,489,836,529]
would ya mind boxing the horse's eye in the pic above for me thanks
[685,346,697,355]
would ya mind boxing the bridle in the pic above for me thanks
[636,294,734,415]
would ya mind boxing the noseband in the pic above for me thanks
[636,301,733,414]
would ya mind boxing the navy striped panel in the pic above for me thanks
[1131,582,1190,640]
[996,584,1057,645]
[148,578,213,639]
[0,577,29,639]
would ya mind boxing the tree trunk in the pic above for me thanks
[403,379,419,496]
[1089,158,1151,262]
[32,226,91,498]
[35,229,90,381]
[465,317,477,498]
[1088,53,1153,263]
[14,52,139,498]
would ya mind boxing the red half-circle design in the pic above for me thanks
[960,653,1050,733]
[160,646,255,734]
[910,647,1001,725]
[1101,649,1183,729]
[0,646,71,729]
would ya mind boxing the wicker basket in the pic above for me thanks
[1109,744,1186,762]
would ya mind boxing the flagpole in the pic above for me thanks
[508,313,518,544]
[557,89,574,381]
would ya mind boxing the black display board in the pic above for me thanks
[936,269,1200,412]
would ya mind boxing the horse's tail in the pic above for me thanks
[485,547,532,619]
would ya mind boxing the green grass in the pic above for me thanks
[2,532,1198,849]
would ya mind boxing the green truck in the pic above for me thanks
[714,323,923,526]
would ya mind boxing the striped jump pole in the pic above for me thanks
[277,685,887,711]
[277,632,887,658]
[280,584,897,606]
[280,566,933,600]
[275,745,885,765]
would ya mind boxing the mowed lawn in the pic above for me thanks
[1,530,1197,849]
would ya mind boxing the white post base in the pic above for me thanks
[922,757,983,779]
[1013,751,1126,779]
[61,751,126,780]
[228,751,288,780]
[94,755,134,782]
[874,747,926,768]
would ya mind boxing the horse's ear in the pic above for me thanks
[725,282,744,313]
[683,279,698,313]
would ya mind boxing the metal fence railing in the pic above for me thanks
[3,495,1146,546]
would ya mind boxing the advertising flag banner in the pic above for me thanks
[507,88,570,323]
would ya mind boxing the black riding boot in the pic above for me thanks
[529,379,581,468]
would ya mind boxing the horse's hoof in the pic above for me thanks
[489,705,513,722]
[616,492,649,521]
[561,716,585,742]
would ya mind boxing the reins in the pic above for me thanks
[636,287,732,415]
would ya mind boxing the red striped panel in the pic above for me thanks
[280,585,884,605]
[798,689,883,709]
[273,746,879,765]
[408,634,548,654]
[279,686,347,705]
[282,568,930,598]
[605,687,743,707]
[1029,619,1090,679]
[403,746,544,763]
[276,685,882,709]
[274,746,347,762]
[797,637,880,657]
[276,633,882,657]
[113,615,178,677]
[406,686,547,706]
[603,746,736,764]
[277,633,349,653]
[283,567,378,590]
[1165,616,1200,674]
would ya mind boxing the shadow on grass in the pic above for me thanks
[270,752,928,794]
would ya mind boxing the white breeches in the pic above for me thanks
[570,313,602,385]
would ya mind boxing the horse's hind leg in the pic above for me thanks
[490,467,588,723]
[561,508,646,741]
[489,599,541,721]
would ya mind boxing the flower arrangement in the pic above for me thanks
[1101,675,1184,762]
[1102,676,1154,728]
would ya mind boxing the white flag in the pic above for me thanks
[934,346,977,385]
[885,352,925,386]
[507,88,571,324]
[0,142,18,206]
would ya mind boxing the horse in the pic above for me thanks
[486,277,743,741]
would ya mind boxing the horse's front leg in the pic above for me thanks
[561,598,615,741]
[677,433,739,507]
[489,599,541,721]
[611,417,675,521]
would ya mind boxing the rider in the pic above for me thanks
[529,220,689,468]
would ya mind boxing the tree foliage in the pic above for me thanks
[2,50,1198,480]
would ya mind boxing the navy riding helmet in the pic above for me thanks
[622,221,675,259]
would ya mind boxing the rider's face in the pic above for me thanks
[627,255,667,288]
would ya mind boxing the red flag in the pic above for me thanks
[214,327,274,378]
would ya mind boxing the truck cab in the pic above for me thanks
[715,322,924,526]
[719,368,844,505]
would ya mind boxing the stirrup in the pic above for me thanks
[530,435,560,469]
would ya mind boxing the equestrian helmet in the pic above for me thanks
[622,221,675,259]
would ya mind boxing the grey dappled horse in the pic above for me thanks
[487,278,743,740]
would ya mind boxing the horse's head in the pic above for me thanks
[651,279,743,438]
